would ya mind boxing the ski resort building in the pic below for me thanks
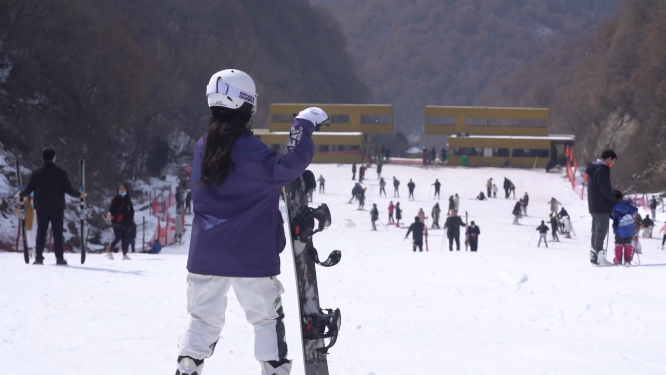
[255,104,393,163]
[424,106,574,168]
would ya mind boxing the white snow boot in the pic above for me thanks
[122,254,131,260]
[595,250,614,267]
[261,360,292,375]
[106,252,114,260]
[176,356,204,375]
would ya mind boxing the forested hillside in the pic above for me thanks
[478,0,666,190]
[310,0,622,135]
[0,0,370,201]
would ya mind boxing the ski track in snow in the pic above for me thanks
[2,165,666,374]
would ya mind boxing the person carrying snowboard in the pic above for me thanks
[444,209,466,251]
[610,190,638,265]
[176,69,329,375]
[549,214,560,242]
[537,221,549,248]
[405,216,426,252]
[317,175,325,194]
[431,203,441,229]
[467,221,480,252]
[352,162,357,180]
[393,177,400,197]
[106,183,135,260]
[407,179,416,201]
[379,177,387,197]
[433,179,441,199]
[395,202,402,227]
[388,201,395,224]
[370,204,379,231]
[18,148,84,265]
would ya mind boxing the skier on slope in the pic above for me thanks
[405,216,426,252]
[549,214,560,242]
[106,183,135,260]
[503,178,511,199]
[317,175,325,194]
[610,190,638,265]
[379,177,387,197]
[408,179,416,201]
[537,221,549,248]
[467,221,480,252]
[388,201,395,224]
[370,204,379,231]
[17,147,84,265]
[649,195,658,219]
[359,165,366,183]
[377,162,383,180]
[492,184,498,198]
[586,149,618,266]
[548,197,562,216]
[175,69,328,375]
[431,203,441,229]
[454,193,460,211]
[512,201,522,225]
[358,187,367,210]
[395,202,402,227]
[417,208,426,225]
[348,183,363,204]
[448,196,456,215]
[444,209,466,251]
[509,181,516,199]
[393,177,400,197]
[433,179,441,199]
[522,192,529,216]
[352,162,357,180]
[642,215,655,238]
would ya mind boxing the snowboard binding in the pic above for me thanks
[303,308,341,354]
[292,204,341,267]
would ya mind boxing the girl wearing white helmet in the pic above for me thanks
[175,69,329,375]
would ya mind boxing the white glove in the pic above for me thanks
[296,107,330,130]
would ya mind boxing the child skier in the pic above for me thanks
[176,69,328,375]
[492,184,498,198]
[536,221,549,248]
[467,221,480,251]
[611,190,638,265]
[395,202,402,227]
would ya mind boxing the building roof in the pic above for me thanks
[449,134,575,141]
[253,129,364,136]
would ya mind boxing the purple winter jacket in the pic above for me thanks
[187,118,315,277]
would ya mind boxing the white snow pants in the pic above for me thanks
[178,273,288,362]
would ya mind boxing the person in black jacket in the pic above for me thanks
[348,183,363,204]
[476,191,487,201]
[550,214,560,242]
[395,202,402,227]
[537,221,550,248]
[370,204,379,231]
[18,148,83,265]
[522,192,529,216]
[503,178,511,199]
[642,215,655,238]
[432,179,441,199]
[444,210,466,251]
[106,183,135,260]
[185,190,192,214]
[352,163,357,180]
[405,217,426,252]
[393,177,400,197]
[359,165,366,183]
[407,179,416,201]
[377,162,383,180]
[586,149,618,266]
[448,195,456,214]
[467,221,480,251]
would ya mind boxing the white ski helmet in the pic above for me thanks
[206,69,258,114]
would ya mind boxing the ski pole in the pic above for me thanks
[528,229,537,247]
[378,218,388,231]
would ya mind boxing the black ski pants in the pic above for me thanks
[352,171,356,180]
[448,235,460,251]
[469,236,478,252]
[487,187,491,198]
[434,188,440,199]
[389,212,394,223]
[111,225,131,255]
[505,189,510,199]
[409,189,415,200]
[662,235,666,246]
[380,187,387,197]
[185,201,191,214]
[413,239,423,252]
[394,187,399,197]
[35,209,65,260]
[319,184,325,194]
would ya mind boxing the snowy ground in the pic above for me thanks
[2,164,666,375]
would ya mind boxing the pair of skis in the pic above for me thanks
[15,159,86,264]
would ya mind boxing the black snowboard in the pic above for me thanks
[283,170,341,375]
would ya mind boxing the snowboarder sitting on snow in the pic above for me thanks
[431,203,441,229]
[142,239,162,254]
[537,221,549,248]
[370,204,379,231]
[405,216,426,252]
[444,209,466,251]
[642,215,655,238]
[476,191,487,201]
[408,179,416,201]
[175,70,328,375]
[611,190,638,265]
[467,221,480,252]
[348,183,363,204]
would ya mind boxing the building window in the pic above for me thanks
[271,144,282,152]
[361,115,392,124]
[488,118,516,127]
[349,145,361,151]
[495,148,510,157]
[427,116,455,125]
[451,147,480,156]
[511,149,549,157]
[466,117,486,126]
[518,119,547,128]
[337,145,347,151]
[331,115,349,123]
[530,149,549,157]
[272,114,294,123]
[318,145,330,152]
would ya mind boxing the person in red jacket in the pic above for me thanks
[388,201,395,224]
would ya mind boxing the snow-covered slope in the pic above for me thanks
[2,164,665,375]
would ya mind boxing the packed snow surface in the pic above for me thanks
[2,165,666,374]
